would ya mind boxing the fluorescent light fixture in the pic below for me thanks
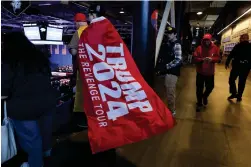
[48,24,63,29]
[217,7,251,35]
[120,8,124,14]
[197,12,203,15]
[23,23,37,27]
[31,40,63,45]
[196,27,200,30]
[39,3,51,6]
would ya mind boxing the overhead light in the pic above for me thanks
[31,40,63,45]
[48,24,63,28]
[197,12,203,15]
[217,7,251,35]
[125,22,128,25]
[40,28,46,32]
[120,8,124,14]
[39,3,51,6]
[23,23,37,27]
[196,27,200,30]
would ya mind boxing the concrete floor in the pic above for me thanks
[118,65,251,167]
[3,65,251,167]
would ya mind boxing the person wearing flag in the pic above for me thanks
[78,4,175,153]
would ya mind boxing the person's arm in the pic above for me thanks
[68,31,79,56]
[211,47,220,63]
[166,43,182,70]
[193,46,204,63]
[225,44,237,68]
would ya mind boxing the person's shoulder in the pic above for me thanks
[212,44,219,50]
[196,45,202,50]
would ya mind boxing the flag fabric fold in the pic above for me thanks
[78,17,175,153]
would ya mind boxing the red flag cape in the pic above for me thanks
[78,17,175,153]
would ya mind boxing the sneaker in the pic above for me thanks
[203,97,208,106]
[228,94,237,100]
[20,162,29,167]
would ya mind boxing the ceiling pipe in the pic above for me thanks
[1,23,23,28]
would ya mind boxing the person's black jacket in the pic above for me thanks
[155,40,182,76]
[226,41,251,70]
[1,64,57,120]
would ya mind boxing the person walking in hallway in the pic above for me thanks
[2,32,56,167]
[225,34,251,102]
[193,34,220,111]
[155,27,182,115]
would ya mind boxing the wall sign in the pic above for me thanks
[222,36,231,43]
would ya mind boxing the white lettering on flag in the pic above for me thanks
[106,43,124,56]
[121,82,147,102]
[79,42,153,126]
[86,44,106,61]
[107,101,129,121]
[98,81,122,102]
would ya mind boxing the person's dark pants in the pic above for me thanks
[11,111,53,167]
[229,68,250,97]
[196,73,215,105]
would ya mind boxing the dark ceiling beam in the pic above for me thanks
[75,1,132,25]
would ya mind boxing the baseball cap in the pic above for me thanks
[203,34,212,40]
[74,13,87,22]
[166,26,177,34]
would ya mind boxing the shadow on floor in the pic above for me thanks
[3,140,137,167]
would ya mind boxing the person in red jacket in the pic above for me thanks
[193,34,220,111]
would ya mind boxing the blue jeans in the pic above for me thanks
[12,111,53,167]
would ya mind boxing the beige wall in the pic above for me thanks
[221,15,251,45]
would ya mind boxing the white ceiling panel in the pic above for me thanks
[206,15,219,21]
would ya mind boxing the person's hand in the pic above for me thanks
[206,57,212,62]
[204,57,212,62]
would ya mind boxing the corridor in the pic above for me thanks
[118,64,251,167]
[4,65,251,167]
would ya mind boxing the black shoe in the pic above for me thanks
[203,97,208,106]
[196,103,203,112]
[237,97,242,102]
[228,94,237,100]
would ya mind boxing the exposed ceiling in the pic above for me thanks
[186,1,226,28]
[1,1,133,36]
